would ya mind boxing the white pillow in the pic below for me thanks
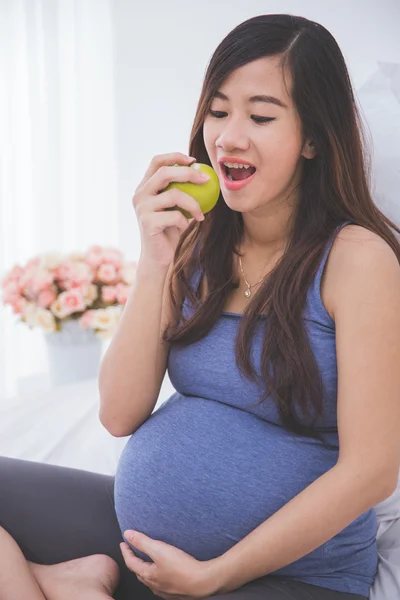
[357,60,400,599]
[371,473,400,600]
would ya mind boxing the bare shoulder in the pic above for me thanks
[331,224,398,267]
[334,223,392,249]
[323,224,400,320]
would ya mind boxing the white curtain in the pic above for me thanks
[0,0,119,400]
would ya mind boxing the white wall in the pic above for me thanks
[111,0,400,260]
[2,1,399,395]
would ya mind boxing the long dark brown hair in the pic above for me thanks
[163,14,400,442]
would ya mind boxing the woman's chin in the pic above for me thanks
[222,196,256,214]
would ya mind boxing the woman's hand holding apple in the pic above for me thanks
[132,153,208,269]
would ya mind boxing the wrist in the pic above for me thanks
[136,257,170,279]
[201,556,231,596]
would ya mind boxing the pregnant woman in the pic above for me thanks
[1,13,400,600]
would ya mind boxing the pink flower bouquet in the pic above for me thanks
[0,245,137,340]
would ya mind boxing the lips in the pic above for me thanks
[217,157,257,190]
[221,163,256,181]
[219,163,257,191]
[218,156,256,167]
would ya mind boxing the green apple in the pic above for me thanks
[164,163,220,219]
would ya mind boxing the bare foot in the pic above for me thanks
[28,554,120,599]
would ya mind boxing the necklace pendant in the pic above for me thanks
[244,288,251,298]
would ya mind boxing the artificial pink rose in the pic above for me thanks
[85,246,104,269]
[31,270,54,295]
[2,280,22,303]
[19,267,37,295]
[97,264,118,284]
[55,261,93,287]
[50,298,68,319]
[54,261,74,281]
[1,265,24,287]
[79,282,98,306]
[58,289,86,315]
[79,310,95,329]
[102,248,124,269]
[25,257,41,269]
[115,283,130,305]
[85,246,124,270]
[62,279,91,291]
[68,262,93,285]
[101,285,117,303]
[62,282,95,302]
[38,289,57,308]
[10,296,29,315]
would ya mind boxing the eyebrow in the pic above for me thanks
[213,90,288,109]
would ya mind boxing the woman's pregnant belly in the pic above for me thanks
[114,393,367,574]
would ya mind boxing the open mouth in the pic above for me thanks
[222,164,257,182]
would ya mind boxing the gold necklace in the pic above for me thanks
[238,255,267,297]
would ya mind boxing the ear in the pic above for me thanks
[302,139,316,160]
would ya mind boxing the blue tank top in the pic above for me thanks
[114,221,378,597]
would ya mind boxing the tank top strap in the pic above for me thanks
[186,221,354,325]
[306,220,354,327]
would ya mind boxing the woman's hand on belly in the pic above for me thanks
[120,530,219,600]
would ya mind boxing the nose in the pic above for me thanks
[215,118,250,153]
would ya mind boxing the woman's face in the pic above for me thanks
[203,56,315,215]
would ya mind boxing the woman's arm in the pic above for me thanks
[98,260,174,437]
[206,226,400,594]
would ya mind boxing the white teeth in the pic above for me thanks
[222,162,253,169]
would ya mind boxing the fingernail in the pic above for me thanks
[200,174,210,181]
[125,530,135,539]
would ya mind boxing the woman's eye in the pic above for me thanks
[208,110,275,125]
[209,110,226,118]
[251,116,275,124]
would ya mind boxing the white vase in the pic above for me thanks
[44,319,102,387]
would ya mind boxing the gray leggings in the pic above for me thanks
[0,456,368,600]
